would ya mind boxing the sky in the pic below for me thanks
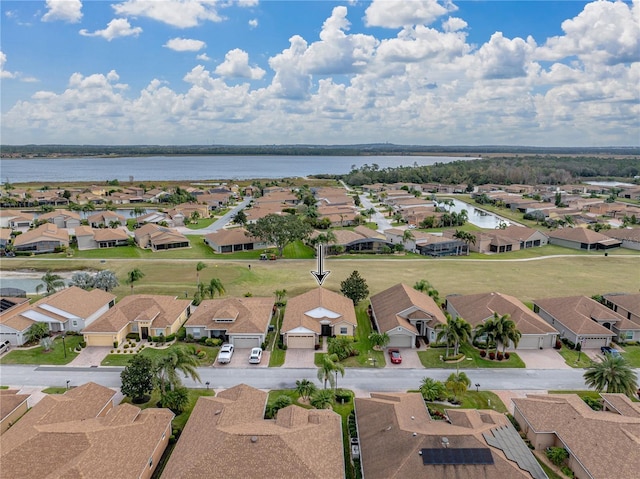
[1,0,638,147]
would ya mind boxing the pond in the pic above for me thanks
[447,199,511,229]
[0,271,75,294]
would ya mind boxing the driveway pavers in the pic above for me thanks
[213,348,269,368]
[384,347,423,368]
[283,348,317,368]
[515,348,571,369]
[69,346,112,367]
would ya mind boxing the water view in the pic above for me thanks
[448,198,511,229]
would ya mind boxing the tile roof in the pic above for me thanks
[32,286,116,320]
[162,384,344,479]
[492,225,547,242]
[513,394,640,479]
[603,228,640,242]
[533,296,621,336]
[12,223,69,247]
[83,294,191,333]
[446,292,558,335]
[185,297,274,334]
[548,227,621,245]
[282,287,357,334]
[38,209,81,221]
[135,223,189,246]
[369,283,446,335]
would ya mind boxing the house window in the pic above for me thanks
[340,327,348,335]
[72,320,78,327]
[154,329,164,336]
[622,331,633,340]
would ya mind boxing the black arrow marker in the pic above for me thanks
[310,243,331,286]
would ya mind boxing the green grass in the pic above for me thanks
[100,343,219,367]
[283,240,315,259]
[269,347,286,367]
[537,457,564,479]
[0,335,83,365]
[620,344,640,367]
[547,390,602,401]
[557,348,593,368]
[42,387,69,394]
[426,390,508,414]
[184,218,216,229]
[0,386,9,390]
[418,343,525,369]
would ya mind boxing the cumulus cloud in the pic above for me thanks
[0,51,16,79]
[42,0,83,23]
[113,0,223,28]
[442,17,467,33]
[469,32,536,80]
[215,49,266,80]
[249,18,258,29]
[364,0,452,28]
[79,18,142,41]
[164,38,207,52]
[197,53,211,61]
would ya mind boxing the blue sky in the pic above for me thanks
[1,0,638,146]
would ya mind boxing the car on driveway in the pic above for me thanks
[601,346,621,357]
[249,347,263,364]
[217,343,234,364]
[388,348,402,364]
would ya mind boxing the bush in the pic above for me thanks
[176,327,186,341]
[504,352,510,359]
[205,338,223,347]
[334,389,352,403]
[506,413,520,431]
[479,350,487,357]
[110,349,114,353]
[113,341,118,349]
[496,352,504,361]
[126,333,140,341]
[489,352,496,360]
[165,333,176,342]
[560,466,574,478]
[123,343,130,349]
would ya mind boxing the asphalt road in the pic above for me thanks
[0,365,609,393]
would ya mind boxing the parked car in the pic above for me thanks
[249,347,263,364]
[388,348,402,364]
[0,340,11,354]
[600,346,620,357]
[217,343,234,364]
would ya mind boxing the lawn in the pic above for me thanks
[269,347,286,367]
[425,390,508,414]
[100,343,219,367]
[0,335,83,365]
[620,344,640,367]
[556,347,593,368]
[547,390,602,401]
[184,218,216,229]
[418,343,525,369]
[42,387,69,394]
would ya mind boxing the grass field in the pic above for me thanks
[0,336,83,365]
[101,343,219,367]
[426,390,508,414]
[418,343,526,369]
[620,344,640,367]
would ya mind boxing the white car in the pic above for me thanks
[217,343,234,364]
[249,347,263,364]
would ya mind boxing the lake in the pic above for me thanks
[0,155,470,183]
[448,198,512,229]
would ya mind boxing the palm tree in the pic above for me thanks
[126,268,145,294]
[155,347,201,395]
[206,278,225,299]
[295,378,317,401]
[451,317,472,356]
[453,229,476,254]
[413,279,441,306]
[274,289,287,305]
[25,322,49,344]
[368,332,390,350]
[310,389,335,409]
[584,354,638,396]
[131,206,147,219]
[365,207,376,222]
[420,377,447,401]
[317,353,344,390]
[36,270,66,295]
[196,262,206,285]
[402,229,415,243]
[445,371,471,400]
[474,314,499,355]
[492,313,521,353]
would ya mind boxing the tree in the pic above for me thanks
[310,388,335,409]
[295,378,317,401]
[232,210,247,225]
[196,262,207,285]
[584,354,638,396]
[420,377,447,401]
[40,336,54,352]
[70,272,95,290]
[328,336,354,361]
[413,279,441,306]
[492,314,521,353]
[340,270,369,305]
[365,207,376,222]
[120,355,155,403]
[274,289,287,305]
[93,270,119,292]
[36,270,65,295]
[247,213,313,257]
[402,229,415,243]
[453,230,476,254]
[159,386,190,415]
[206,278,225,299]
[126,268,145,294]
[474,313,499,355]
[155,346,201,395]
[131,206,147,218]
[445,372,471,400]
[267,395,293,418]
[368,332,390,350]
[317,353,344,390]
[546,447,569,467]
[25,322,49,344]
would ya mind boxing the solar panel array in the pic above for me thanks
[420,447,494,465]
[483,425,549,479]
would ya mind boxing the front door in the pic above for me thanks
[141,327,149,340]
[321,324,332,337]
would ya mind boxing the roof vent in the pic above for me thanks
[441,437,449,448]
[251,436,258,443]
[214,410,222,415]
[411,416,415,420]
[413,432,417,437]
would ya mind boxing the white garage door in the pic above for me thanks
[232,336,261,349]
[387,334,412,348]
[287,334,315,349]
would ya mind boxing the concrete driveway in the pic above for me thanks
[515,348,571,369]
[283,348,317,368]
[69,346,111,367]
[384,347,423,368]
[213,348,269,368]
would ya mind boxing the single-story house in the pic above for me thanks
[183,297,275,348]
[167,203,210,226]
[134,223,190,251]
[369,283,447,348]
[281,287,357,349]
[493,225,548,249]
[0,210,34,230]
[83,294,192,347]
[0,297,32,346]
[0,389,30,434]
[134,211,174,227]
[513,393,640,479]
[446,292,559,349]
[75,225,130,250]
[0,228,11,249]
[356,392,546,479]
[602,228,640,251]
[603,292,640,324]
[161,384,344,479]
[86,211,126,228]
[203,228,269,253]
[533,296,624,348]
[385,229,468,256]
[12,223,69,253]
[0,382,173,479]
[323,226,392,254]
[547,227,622,251]
[38,209,81,229]
[442,229,520,254]
[317,204,359,227]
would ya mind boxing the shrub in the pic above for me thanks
[139,344,145,349]
[126,333,140,341]
[116,350,121,353]
[489,352,496,360]
[560,466,574,478]
[506,413,520,431]
[496,352,504,361]
[197,350,206,359]
[123,343,130,349]
[334,389,352,403]
[113,341,118,349]
[110,349,114,353]
[176,327,186,341]
[504,352,510,359]
[166,333,176,342]
[546,447,569,467]
[479,350,487,357]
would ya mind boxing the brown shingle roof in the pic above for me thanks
[0,389,29,422]
[32,286,115,321]
[281,287,357,334]
[185,297,274,334]
[533,296,620,336]
[548,227,621,245]
[603,293,640,317]
[204,227,253,246]
[12,223,69,247]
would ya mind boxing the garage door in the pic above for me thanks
[232,336,261,349]
[387,335,412,348]
[287,334,315,349]
[85,335,116,347]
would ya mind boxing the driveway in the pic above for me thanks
[384,347,423,369]
[213,348,269,368]
[283,348,317,368]
[515,348,571,369]
[69,346,111,367]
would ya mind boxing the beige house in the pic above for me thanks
[134,223,190,251]
[0,389,29,434]
[204,227,269,253]
[86,211,126,228]
[282,287,357,349]
[548,227,621,251]
[446,292,559,349]
[0,382,173,479]
[356,392,546,479]
[38,209,81,228]
[83,294,192,346]
[183,297,275,349]
[369,283,447,348]
[513,393,640,479]
[162,384,344,479]
[12,223,69,253]
[75,225,130,250]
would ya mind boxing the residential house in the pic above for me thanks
[244,203,285,223]
[513,393,640,479]
[603,228,640,251]
[324,226,391,254]
[134,223,190,251]
[204,227,269,253]
[75,225,130,250]
[443,229,520,254]
[384,229,467,256]
[602,293,640,325]
[369,283,447,348]
[0,382,173,479]
[199,191,234,211]
[446,292,559,349]
[142,188,171,203]
[317,204,359,227]
[38,209,81,228]
[0,389,29,434]
[183,297,275,348]
[532,296,624,348]
[161,384,344,479]
[12,223,69,253]
[547,227,622,251]
[281,287,357,349]
[0,210,34,230]
[356,392,547,479]
[492,225,548,249]
[86,211,126,228]
[314,186,355,206]
[134,211,174,227]
[83,294,191,346]
[167,202,210,226]
[0,228,11,249]
[0,297,32,345]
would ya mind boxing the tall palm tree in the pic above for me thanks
[474,315,498,355]
[584,354,638,396]
[295,378,317,401]
[36,270,66,295]
[413,279,441,306]
[131,206,147,219]
[317,353,344,390]
[420,377,447,401]
[155,347,201,395]
[206,278,225,299]
[196,262,207,285]
[492,313,521,353]
[402,229,415,243]
[126,268,145,294]
[435,315,457,358]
